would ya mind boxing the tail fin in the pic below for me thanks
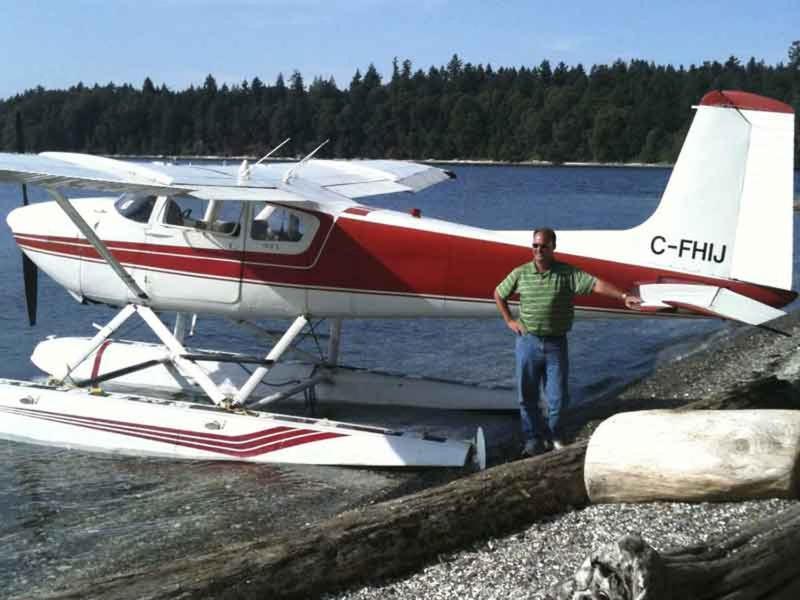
[633,91,795,291]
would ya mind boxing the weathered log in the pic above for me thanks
[44,444,589,600]
[41,376,800,600]
[585,409,800,503]
[548,503,800,599]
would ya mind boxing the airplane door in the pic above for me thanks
[144,195,244,305]
[240,203,329,317]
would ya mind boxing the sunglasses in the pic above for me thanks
[532,243,552,249]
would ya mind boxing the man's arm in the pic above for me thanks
[592,279,642,309]
[494,288,526,335]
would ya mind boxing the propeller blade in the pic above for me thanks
[15,111,38,326]
[22,255,38,326]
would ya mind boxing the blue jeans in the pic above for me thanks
[515,334,569,445]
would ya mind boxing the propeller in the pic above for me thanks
[15,111,38,326]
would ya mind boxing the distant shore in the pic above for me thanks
[109,153,674,169]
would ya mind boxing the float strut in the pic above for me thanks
[61,304,138,382]
[327,318,342,366]
[232,315,309,406]
[173,312,190,343]
[137,306,228,405]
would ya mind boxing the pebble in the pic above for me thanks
[329,498,797,600]
[330,311,800,600]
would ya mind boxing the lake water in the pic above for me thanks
[0,164,797,597]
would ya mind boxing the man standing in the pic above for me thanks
[494,228,641,457]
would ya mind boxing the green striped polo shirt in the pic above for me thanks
[496,261,596,336]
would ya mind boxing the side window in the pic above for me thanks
[162,196,242,236]
[251,204,306,242]
[210,201,243,236]
[248,203,319,255]
[163,195,207,228]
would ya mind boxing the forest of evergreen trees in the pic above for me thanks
[2,43,799,164]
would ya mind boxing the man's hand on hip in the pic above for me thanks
[506,320,526,335]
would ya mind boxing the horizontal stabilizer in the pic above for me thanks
[639,283,786,326]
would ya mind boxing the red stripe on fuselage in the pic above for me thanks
[14,217,796,310]
[265,217,796,308]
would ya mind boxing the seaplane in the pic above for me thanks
[0,89,794,467]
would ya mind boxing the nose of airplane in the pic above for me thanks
[7,204,35,235]
[7,202,55,236]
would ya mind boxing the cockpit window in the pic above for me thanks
[115,193,156,223]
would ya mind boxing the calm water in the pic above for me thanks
[0,165,797,597]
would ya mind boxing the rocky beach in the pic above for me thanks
[18,309,800,600]
[326,309,800,600]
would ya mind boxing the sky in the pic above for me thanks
[0,0,797,99]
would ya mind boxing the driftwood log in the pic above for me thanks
[585,409,800,503]
[45,444,590,600]
[548,503,800,599]
[43,376,800,600]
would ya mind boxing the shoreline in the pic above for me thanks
[78,153,800,173]
[19,312,800,600]
[107,153,674,169]
[329,309,800,600]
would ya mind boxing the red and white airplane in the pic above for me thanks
[0,89,794,467]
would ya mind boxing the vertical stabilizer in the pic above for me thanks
[633,91,794,290]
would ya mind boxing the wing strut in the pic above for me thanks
[46,189,149,301]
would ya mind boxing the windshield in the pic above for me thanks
[115,193,157,223]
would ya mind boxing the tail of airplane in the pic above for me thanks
[556,90,796,326]
[629,91,796,325]
[632,90,795,293]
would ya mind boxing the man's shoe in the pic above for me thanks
[521,440,548,458]
[552,437,566,450]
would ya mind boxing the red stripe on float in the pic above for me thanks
[91,340,112,379]
[3,405,346,457]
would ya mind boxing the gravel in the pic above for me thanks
[329,498,797,600]
[329,310,800,600]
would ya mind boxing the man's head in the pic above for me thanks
[532,228,556,270]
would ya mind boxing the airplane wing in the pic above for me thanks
[639,283,787,326]
[0,152,452,203]
[0,152,189,195]
[256,159,454,198]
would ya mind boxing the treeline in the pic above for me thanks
[2,45,800,164]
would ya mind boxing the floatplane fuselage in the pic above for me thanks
[0,89,795,467]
